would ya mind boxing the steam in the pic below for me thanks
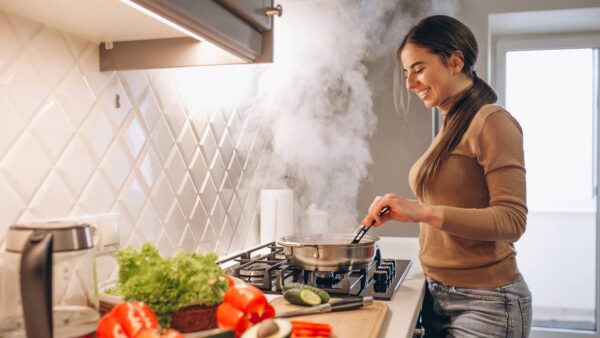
[237,0,459,232]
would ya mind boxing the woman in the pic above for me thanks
[362,15,532,337]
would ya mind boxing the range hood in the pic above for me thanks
[0,0,281,70]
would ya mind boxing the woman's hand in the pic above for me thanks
[362,193,443,228]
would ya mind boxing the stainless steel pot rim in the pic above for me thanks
[277,233,380,247]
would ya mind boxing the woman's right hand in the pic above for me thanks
[362,193,443,228]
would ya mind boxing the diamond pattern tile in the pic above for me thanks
[177,121,197,164]
[178,225,197,252]
[100,78,131,129]
[0,10,266,280]
[189,199,208,240]
[218,130,234,169]
[56,65,96,128]
[151,117,175,161]
[64,34,88,59]
[164,204,185,246]
[210,152,226,193]
[0,175,24,235]
[210,200,226,235]
[122,115,146,160]
[29,169,74,219]
[100,142,132,190]
[120,70,148,102]
[151,174,175,222]
[79,173,116,214]
[139,89,162,133]
[30,99,74,162]
[190,148,208,189]
[165,149,187,193]
[164,104,187,142]
[156,230,174,257]
[1,54,49,121]
[79,44,114,98]
[56,136,96,196]
[199,175,218,216]
[138,147,161,190]
[137,204,161,243]
[26,26,73,88]
[0,97,25,159]
[199,128,218,168]
[177,173,197,219]
[2,132,52,202]
[5,12,41,44]
[80,104,114,160]
[0,13,21,72]
[119,174,147,221]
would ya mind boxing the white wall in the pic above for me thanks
[0,10,266,283]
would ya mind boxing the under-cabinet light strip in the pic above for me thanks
[120,0,205,42]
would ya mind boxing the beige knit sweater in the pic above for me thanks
[409,104,527,288]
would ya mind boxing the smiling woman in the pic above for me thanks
[362,15,532,338]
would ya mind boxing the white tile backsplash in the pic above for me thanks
[0,10,263,278]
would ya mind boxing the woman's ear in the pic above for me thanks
[448,51,465,74]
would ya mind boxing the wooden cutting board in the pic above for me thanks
[270,297,388,338]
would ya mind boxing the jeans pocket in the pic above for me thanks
[518,296,532,337]
[451,286,506,302]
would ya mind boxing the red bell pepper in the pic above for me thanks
[216,282,275,337]
[97,301,182,338]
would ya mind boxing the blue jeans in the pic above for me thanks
[422,275,532,338]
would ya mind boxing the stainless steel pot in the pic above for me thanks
[277,233,379,271]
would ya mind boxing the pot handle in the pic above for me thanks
[21,231,53,338]
[280,243,320,259]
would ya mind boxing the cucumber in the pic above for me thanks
[282,283,330,303]
[283,288,322,306]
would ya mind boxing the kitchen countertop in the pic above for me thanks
[264,236,425,338]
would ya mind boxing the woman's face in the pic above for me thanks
[400,43,457,112]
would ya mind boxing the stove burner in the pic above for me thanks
[218,242,411,300]
[239,263,272,277]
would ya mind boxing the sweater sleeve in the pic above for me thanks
[436,111,528,242]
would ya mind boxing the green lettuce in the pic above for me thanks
[111,243,228,327]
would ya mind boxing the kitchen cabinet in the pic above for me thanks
[0,0,278,70]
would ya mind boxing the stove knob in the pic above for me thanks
[374,271,388,286]
[383,260,396,273]
[379,265,393,280]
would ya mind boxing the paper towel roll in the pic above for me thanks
[260,189,294,243]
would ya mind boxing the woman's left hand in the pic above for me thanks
[362,193,443,228]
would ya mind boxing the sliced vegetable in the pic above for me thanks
[281,283,330,303]
[283,289,322,306]
[290,320,332,338]
[111,302,159,337]
[217,283,275,337]
[96,314,128,338]
[96,301,183,338]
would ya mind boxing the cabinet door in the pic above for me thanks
[218,0,273,32]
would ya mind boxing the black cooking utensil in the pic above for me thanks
[351,206,390,244]
[276,296,374,318]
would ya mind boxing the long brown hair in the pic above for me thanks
[398,15,497,199]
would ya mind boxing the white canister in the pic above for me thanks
[305,204,328,234]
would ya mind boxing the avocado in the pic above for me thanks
[241,318,292,338]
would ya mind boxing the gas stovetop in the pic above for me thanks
[218,242,411,300]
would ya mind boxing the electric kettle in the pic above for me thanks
[0,222,99,338]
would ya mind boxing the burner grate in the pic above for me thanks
[219,241,412,300]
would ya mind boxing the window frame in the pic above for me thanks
[494,32,600,338]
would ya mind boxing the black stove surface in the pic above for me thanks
[218,242,412,300]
